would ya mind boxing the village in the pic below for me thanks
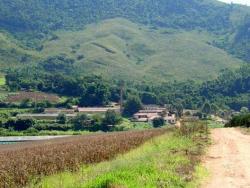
[16,103,205,126]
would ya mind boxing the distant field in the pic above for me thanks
[6,91,60,103]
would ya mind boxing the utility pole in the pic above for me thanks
[119,81,125,114]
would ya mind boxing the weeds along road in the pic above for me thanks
[203,128,250,188]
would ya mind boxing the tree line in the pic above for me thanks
[5,56,250,113]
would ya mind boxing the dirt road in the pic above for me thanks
[203,128,250,188]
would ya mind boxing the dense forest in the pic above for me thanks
[5,57,250,111]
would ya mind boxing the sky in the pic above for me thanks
[218,0,250,6]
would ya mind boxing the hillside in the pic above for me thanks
[0,0,250,62]
[39,18,243,82]
[0,32,39,71]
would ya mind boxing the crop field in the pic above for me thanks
[29,121,209,188]
[6,91,60,103]
[0,129,168,188]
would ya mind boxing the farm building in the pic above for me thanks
[77,107,120,114]
[133,108,176,124]
[17,113,76,120]
[44,108,75,114]
[133,113,161,122]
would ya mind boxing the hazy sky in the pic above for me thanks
[218,0,250,6]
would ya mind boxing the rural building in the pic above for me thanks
[164,114,176,124]
[77,107,120,114]
[44,108,75,114]
[133,112,161,122]
[17,113,76,120]
[133,107,176,124]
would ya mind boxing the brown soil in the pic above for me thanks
[202,128,250,188]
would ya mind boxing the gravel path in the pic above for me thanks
[202,128,250,188]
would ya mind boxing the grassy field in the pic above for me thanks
[40,18,242,82]
[29,121,209,188]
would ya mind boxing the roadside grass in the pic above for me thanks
[31,121,209,188]
[114,118,153,131]
[240,128,250,135]
[207,120,224,128]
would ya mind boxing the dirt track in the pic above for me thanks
[203,128,250,188]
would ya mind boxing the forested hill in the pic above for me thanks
[0,0,247,32]
[0,0,250,61]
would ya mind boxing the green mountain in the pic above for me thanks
[0,0,250,82]
[40,18,243,82]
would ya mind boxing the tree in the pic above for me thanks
[211,104,219,114]
[56,113,67,124]
[102,110,121,130]
[79,79,110,107]
[240,107,249,114]
[202,102,211,114]
[72,114,90,130]
[174,103,184,118]
[5,118,35,131]
[152,117,165,128]
[123,95,142,117]
[141,92,158,105]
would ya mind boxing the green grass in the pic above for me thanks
[30,124,209,188]
[0,75,6,86]
[207,120,225,128]
[0,18,243,83]
[39,18,242,82]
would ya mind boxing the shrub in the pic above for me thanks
[72,114,91,131]
[226,113,250,128]
[152,117,165,128]
[56,113,67,124]
[4,118,35,131]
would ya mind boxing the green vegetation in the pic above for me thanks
[152,117,165,128]
[0,75,5,86]
[32,121,209,188]
[226,113,250,128]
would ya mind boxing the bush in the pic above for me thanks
[4,118,35,131]
[56,113,67,124]
[34,124,73,131]
[152,117,165,128]
[72,114,91,131]
[226,113,250,128]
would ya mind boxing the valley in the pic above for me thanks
[0,0,250,187]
